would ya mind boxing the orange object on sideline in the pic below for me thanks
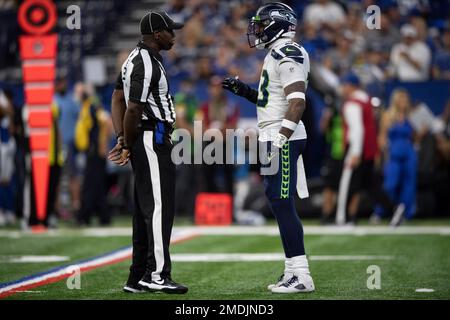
[31,224,48,233]
[19,34,58,59]
[28,109,52,128]
[25,86,53,105]
[195,193,233,226]
[19,1,58,226]
[23,64,55,82]
[29,132,50,151]
[31,155,50,221]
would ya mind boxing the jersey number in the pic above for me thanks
[257,69,269,108]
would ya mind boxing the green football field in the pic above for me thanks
[1,219,450,300]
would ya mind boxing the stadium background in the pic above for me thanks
[0,0,449,301]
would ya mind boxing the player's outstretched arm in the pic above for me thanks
[222,76,258,104]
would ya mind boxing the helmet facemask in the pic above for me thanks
[247,17,271,49]
[247,5,297,50]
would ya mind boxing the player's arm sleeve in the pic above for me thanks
[343,102,364,157]
[128,60,151,104]
[279,60,308,89]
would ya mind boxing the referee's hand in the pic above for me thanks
[108,143,129,166]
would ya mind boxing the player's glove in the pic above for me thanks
[273,133,288,149]
[222,76,258,104]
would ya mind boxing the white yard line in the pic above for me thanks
[1,225,450,238]
[171,253,395,262]
[176,225,450,236]
[415,288,435,293]
[309,255,394,261]
[0,255,70,263]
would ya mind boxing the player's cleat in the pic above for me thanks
[267,273,288,290]
[123,283,146,293]
[271,273,315,293]
[390,203,405,227]
[139,277,188,294]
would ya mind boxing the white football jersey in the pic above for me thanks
[256,38,310,142]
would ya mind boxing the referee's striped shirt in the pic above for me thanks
[116,41,176,124]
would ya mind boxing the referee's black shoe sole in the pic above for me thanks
[138,279,188,294]
[123,283,146,293]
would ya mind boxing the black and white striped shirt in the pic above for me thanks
[116,41,176,124]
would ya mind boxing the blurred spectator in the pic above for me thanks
[200,76,239,196]
[74,84,112,226]
[335,73,388,225]
[212,42,237,76]
[46,101,64,228]
[434,100,450,216]
[410,15,428,42]
[409,100,443,139]
[409,100,443,207]
[356,45,387,97]
[0,0,19,73]
[303,0,345,30]
[362,14,400,63]
[5,89,25,224]
[299,23,329,60]
[432,28,450,80]
[161,0,193,24]
[389,24,431,81]
[0,89,15,226]
[55,79,82,213]
[323,30,357,77]
[196,56,214,81]
[436,100,450,161]
[228,44,262,84]
[375,89,417,225]
[319,103,344,225]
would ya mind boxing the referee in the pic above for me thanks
[108,11,187,294]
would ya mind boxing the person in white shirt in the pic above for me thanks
[303,0,345,29]
[389,24,431,81]
[222,2,314,294]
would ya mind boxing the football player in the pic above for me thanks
[223,2,314,293]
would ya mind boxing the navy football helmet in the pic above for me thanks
[247,2,297,49]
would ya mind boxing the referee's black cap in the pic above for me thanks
[140,11,184,34]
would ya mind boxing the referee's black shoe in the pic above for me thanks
[123,282,146,293]
[139,276,188,294]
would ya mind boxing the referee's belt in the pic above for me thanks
[140,119,174,134]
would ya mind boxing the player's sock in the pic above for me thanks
[272,256,315,293]
[291,255,310,276]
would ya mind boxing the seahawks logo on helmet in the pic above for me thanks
[247,2,297,50]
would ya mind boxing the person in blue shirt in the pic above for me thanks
[54,78,82,212]
[375,88,417,226]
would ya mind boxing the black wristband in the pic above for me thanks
[122,145,131,150]
[116,132,124,139]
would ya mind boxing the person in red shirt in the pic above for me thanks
[335,72,378,225]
